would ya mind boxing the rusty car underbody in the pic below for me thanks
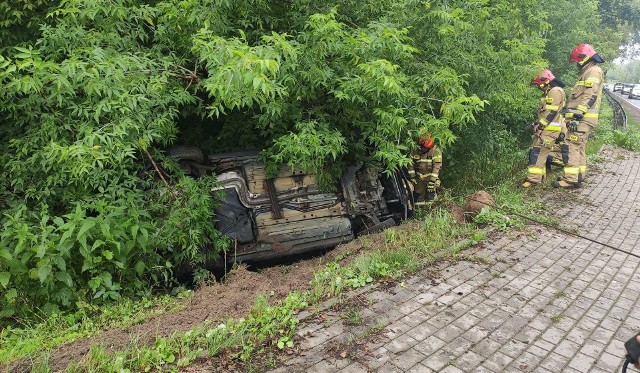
[168,147,415,263]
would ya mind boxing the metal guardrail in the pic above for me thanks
[604,89,627,130]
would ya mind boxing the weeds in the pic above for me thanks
[554,290,565,298]
[474,207,517,230]
[0,290,192,363]
[343,307,364,326]
[7,100,625,373]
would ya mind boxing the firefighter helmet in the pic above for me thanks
[531,69,556,88]
[418,133,434,149]
[570,44,598,65]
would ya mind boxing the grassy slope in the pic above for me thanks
[4,99,638,372]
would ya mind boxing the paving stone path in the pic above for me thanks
[270,146,640,373]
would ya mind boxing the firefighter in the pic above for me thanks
[553,43,605,189]
[519,69,566,188]
[407,133,442,205]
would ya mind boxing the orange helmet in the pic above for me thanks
[418,133,434,149]
[570,44,598,65]
[531,69,556,88]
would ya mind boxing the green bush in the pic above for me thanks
[0,0,635,323]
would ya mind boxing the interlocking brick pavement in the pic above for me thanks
[269,146,640,373]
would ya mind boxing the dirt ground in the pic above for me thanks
[7,217,432,372]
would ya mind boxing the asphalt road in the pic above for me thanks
[610,89,640,109]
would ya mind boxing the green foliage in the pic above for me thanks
[473,207,518,230]
[610,120,640,151]
[10,205,480,370]
[237,291,306,360]
[0,290,192,363]
[584,100,640,155]
[0,0,54,50]
[608,60,640,83]
[0,0,231,319]
[445,124,529,192]
[54,290,307,371]
[0,0,633,324]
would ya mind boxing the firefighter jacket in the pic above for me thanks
[536,85,566,136]
[564,62,604,128]
[407,146,442,184]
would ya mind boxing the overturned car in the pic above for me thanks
[168,147,415,263]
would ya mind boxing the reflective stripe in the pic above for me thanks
[545,105,560,111]
[433,155,443,162]
[544,125,562,131]
[575,78,600,86]
[418,174,430,180]
[566,108,599,119]
[528,166,546,175]
[576,105,588,113]
[428,173,439,178]
[579,165,587,173]
[412,155,421,160]
[539,118,549,126]
[416,159,432,164]
[408,170,416,176]
[564,167,580,175]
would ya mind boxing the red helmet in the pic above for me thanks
[570,44,597,65]
[531,69,556,87]
[418,133,434,149]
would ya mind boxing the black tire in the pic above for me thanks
[357,218,397,236]
[167,146,205,164]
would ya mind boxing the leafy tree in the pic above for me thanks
[0,0,634,320]
[607,60,640,83]
[0,0,55,50]
[0,0,226,318]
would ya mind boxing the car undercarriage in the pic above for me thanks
[168,147,415,263]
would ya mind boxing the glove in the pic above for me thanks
[567,120,579,132]
[573,112,584,121]
[532,124,543,136]
[427,181,436,192]
[555,132,565,144]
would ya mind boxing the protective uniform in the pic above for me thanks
[553,44,604,189]
[521,69,566,187]
[407,134,442,204]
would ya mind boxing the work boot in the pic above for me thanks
[552,179,581,189]
[517,179,536,189]
[578,173,585,183]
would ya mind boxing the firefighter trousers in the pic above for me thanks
[415,176,440,202]
[561,123,593,183]
[526,129,563,183]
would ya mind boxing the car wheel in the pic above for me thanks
[167,146,205,164]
